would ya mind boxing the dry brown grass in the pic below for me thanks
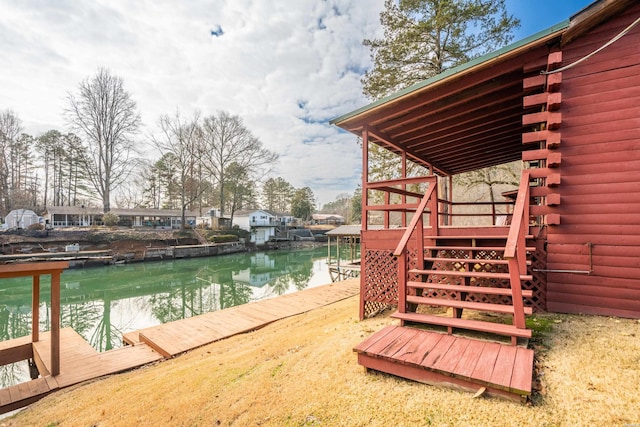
[4,295,640,427]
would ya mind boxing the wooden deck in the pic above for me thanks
[353,325,534,402]
[0,328,163,414]
[1,279,360,414]
[124,279,360,357]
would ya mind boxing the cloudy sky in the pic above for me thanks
[0,0,593,206]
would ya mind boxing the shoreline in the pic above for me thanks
[4,290,639,426]
[0,228,327,268]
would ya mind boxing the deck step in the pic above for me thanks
[409,269,533,281]
[423,257,532,266]
[407,281,534,298]
[430,234,534,240]
[424,246,536,252]
[406,295,533,315]
[390,312,532,338]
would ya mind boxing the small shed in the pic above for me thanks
[3,209,39,229]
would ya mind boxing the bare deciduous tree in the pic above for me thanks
[153,110,204,229]
[66,68,141,212]
[201,111,278,218]
[0,110,24,213]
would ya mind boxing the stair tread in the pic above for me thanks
[431,234,534,240]
[410,269,533,281]
[406,295,534,315]
[391,312,532,338]
[424,246,536,252]
[407,281,534,298]
[423,257,532,266]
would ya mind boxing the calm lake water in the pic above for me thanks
[0,245,347,388]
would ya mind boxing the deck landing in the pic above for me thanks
[0,328,162,414]
[353,325,534,402]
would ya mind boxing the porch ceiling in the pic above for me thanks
[333,29,565,177]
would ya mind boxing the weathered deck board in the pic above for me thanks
[1,279,360,414]
[32,328,164,389]
[354,325,534,402]
[137,279,360,357]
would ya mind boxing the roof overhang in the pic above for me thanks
[331,21,568,176]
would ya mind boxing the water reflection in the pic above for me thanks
[0,246,340,387]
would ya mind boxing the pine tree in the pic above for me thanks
[363,0,520,100]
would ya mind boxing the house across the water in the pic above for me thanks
[333,0,640,401]
[44,206,198,229]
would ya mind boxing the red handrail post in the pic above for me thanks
[397,253,407,314]
[504,171,531,331]
[32,275,40,342]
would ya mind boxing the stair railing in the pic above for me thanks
[393,176,438,314]
[503,170,531,329]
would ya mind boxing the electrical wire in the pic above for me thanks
[542,14,640,75]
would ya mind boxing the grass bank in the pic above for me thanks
[5,294,640,426]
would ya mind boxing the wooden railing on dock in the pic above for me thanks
[0,261,68,376]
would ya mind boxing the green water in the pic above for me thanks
[0,246,352,387]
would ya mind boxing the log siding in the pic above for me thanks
[546,3,640,317]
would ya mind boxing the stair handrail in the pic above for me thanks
[504,170,531,261]
[393,176,438,257]
[392,177,437,314]
[503,170,531,329]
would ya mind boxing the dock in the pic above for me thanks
[123,278,360,356]
[0,278,360,414]
[0,249,113,266]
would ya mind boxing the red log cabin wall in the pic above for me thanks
[545,3,640,318]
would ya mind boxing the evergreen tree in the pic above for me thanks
[362,0,519,100]
[261,177,293,213]
[361,0,520,189]
[290,187,315,221]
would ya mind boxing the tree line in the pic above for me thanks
[1,1,520,227]
[0,68,326,224]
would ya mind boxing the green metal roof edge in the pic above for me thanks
[331,19,570,125]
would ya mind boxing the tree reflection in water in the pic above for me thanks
[0,247,333,365]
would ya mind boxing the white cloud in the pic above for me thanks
[0,0,384,205]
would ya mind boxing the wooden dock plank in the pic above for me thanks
[352,325,397,353]
[379,328,421,360]
[421,334,456,368]
[489,345,518,391]
[137,279,360,357]
[453,339,486,379]
[433,337,471,374]
[471,341,502,384]
[30,328,162,389]
[122,331,141,346]
[396,329,443,366]
[0,335,33,366]
[510,347,534,394]
[0,387,10,406]
[354,326,533,402]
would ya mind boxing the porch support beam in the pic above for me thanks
[368,126,449,176]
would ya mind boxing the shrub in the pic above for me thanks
[102,212,120,227]
[27,223,44,231]
[208,234,239,243]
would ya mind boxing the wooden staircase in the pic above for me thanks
[353,172,536,401]
[391,234,534,344]
[392,172,534,345]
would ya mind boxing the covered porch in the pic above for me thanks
[331,18,571,402]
